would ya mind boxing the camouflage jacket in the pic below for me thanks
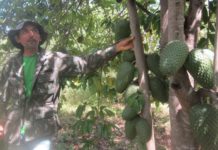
[0,46,117,145]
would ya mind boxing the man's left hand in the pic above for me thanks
[115,36,135,52]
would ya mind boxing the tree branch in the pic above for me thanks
[171,68,198,109]
[214,0,218,92]
[127,0,155,149]
[196,88,218,104]
[184,0,204,50]
[135,1,152,15]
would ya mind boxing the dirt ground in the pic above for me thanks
[57,103,171,150]
[113,103,171,149]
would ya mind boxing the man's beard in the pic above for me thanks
[24,38,39,50]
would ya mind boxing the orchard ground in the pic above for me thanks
[57,99,171,150]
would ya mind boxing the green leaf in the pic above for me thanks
[209,1,216,14]
[73,120,83,133]
[84,119,94,133]
[102,124,112,138]
[202,6,209,24]
[104,108,115,117]
[96,123,104,137]
[208,33,215,45]
[85,110,96,119]
[208,22,215,34]
[75,103,87,118]
[100,105,106,112]
[99,109,105,119]
[197,37,208,48]
[91,106,98,114]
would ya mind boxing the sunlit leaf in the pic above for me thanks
[104,108,115,117]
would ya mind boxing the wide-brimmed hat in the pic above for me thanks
[8,20,48,49]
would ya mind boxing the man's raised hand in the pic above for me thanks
[115,36,135,52]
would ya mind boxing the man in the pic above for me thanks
[0,20,134,150]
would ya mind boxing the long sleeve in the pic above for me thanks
[48,45,118,78]
[0,62,10,122]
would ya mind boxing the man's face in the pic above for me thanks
[16,24,41,50]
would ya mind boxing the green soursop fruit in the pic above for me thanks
[124,84,140,99]
[135,118,151,143]
[146,53,165,78]
[189,104,211,139]
[149,76,169,103]
[185,48,214,89]
[201,49,214,61]
[113,19,131,41]
[116,62,135,93]
[159,40,189,76]
[122,92,145,121]
[124,116,140,140]
[124,92,145,113]
[122,105,138,120]
[189,104,218,150]
[202,107,218,150]
[122,51,135,62]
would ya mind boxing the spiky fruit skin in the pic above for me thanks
[201,49,214,61]
[146,53,164,78]
[124,92,145,113]
[116,62,135,93]
[122,105,138,121]
[124,116,139,140]
[149,76,168,103]
[159,40,189,76]
[189,104,218,150]
[189,104,211,142]
[124,84,140,99]
[135,118,151,143]
[122,92,144,120]
[185,48,214,89]
[122,51,135,62]
[113,19,131,41]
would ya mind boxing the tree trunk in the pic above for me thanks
[127,0,156,149]
[214,0,218,92]
[160,0,168,49]
[167,0,199,149]
[185,0,204,50]
[184,0,204,89]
